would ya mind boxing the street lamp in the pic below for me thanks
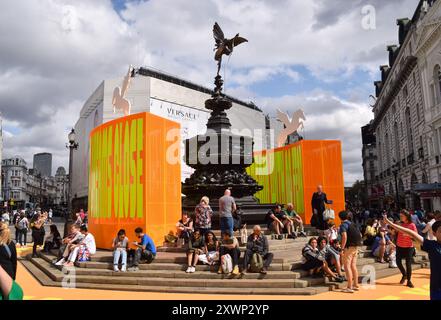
[64,128,79,237]
[392,159,400,210]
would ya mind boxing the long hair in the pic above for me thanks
[400,209,412,223]
[0,223,11,246]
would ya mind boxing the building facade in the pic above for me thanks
[361,122,382,208]
[414,0,441,209]
[366,1,435,211]
[1,157,69,210]
[71,67,283,210]
[1,157,28,208]
[33,152,52,177]
[0,115,2,202]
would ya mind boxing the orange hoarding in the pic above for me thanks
[88,112,181,249]
[248,140,345,225]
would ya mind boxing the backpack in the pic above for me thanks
[345,222,362,248]
[221,254,233,274]
[249,253,264,273]
[17,218,27,230]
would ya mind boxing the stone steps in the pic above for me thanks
[21,259,326,296]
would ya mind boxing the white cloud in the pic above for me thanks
[0,0,420,185]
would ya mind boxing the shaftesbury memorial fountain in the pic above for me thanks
[182,23,269,222]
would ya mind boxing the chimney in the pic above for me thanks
[380,65,391,83]
[374,81,383,97]
[396,18,411,45]
[387,45,399,67]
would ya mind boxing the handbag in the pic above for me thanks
[323,206,335,221]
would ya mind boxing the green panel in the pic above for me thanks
[247,144,305,216]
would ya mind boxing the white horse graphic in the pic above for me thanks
[276,109,306,148]
[112,66,133,116]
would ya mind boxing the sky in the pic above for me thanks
[0,0,421,185]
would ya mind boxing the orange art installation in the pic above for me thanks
[247,140,345,225]
[88,112,181,249]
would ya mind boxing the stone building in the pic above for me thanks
[1,157,28,208]
[365,1,436,211]
[413,0,441,209]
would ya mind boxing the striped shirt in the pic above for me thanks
[396,222,417,248]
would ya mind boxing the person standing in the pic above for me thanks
[0,223,17,280]
[219,189,236,237]
[15,212,29,247]
[339,210,362,293]
[384,216,441,301]
[311,185,333,231]
[395,210,418,288]
[48,209,53,224]
[30,212,46,258]
[194,196,213,236]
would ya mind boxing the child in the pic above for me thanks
[64,225,96,267]
[324,221,338,244]
[112,229,129,272]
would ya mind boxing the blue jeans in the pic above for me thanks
[220,217,234,237]
[113,249,127,267]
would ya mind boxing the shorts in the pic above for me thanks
[342,247,359,266]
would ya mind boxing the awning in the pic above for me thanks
[414,183,441,198]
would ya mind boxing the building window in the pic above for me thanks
[416,103,420,122]
[433,65,441,105]
[403,85,408,98]
[405,108,414,154]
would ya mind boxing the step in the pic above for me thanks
[30,258,309,289]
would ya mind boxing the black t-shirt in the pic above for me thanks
[422,239,441,299]
[265,210,285,225]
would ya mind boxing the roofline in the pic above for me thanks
[137,67,263,112]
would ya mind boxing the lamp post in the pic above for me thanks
[392,160,400,210]
[64,128,79,237]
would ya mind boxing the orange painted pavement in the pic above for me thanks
[16,262,430,300]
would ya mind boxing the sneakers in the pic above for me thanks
[389,261,398,268]
[232,266,240,275]
[341,288,354,293]
[185,266,192,273]
[299,231,307,237]
[121,265,127,272]
[260,267,268,275]
[191,267,196,273]
[55,258,65,266]
[114,265,120,272]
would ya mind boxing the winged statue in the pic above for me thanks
[213,22,248,76]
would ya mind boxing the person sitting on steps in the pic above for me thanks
[129,227,157,272]
[317,236,345,283]
[265,205,286,240]
[218,231,240,275]
[371,227,397,268]
[242,225,274,275]
[112,229,129,272]
[63,225,96,267]
[186,230,205,273]
[284,203,307,237]
[199,231,219,266]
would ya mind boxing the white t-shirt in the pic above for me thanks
[426,219,436,241]
[82,233,96,255]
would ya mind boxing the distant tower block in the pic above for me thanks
[33,153,53,177]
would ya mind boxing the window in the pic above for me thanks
[416,104,420,122]
[403,85,408,98]
[433,65,441,105]
[405,108,414,155]
[394,123,400,162]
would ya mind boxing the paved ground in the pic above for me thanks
[15,261,430,300]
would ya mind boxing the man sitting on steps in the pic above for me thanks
[242,225,274,274]
[129,228,157,272]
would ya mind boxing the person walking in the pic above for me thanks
[311,185,333,231]
[219,189,236,237]
[384,216,441,301]
[395,210,418,288]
